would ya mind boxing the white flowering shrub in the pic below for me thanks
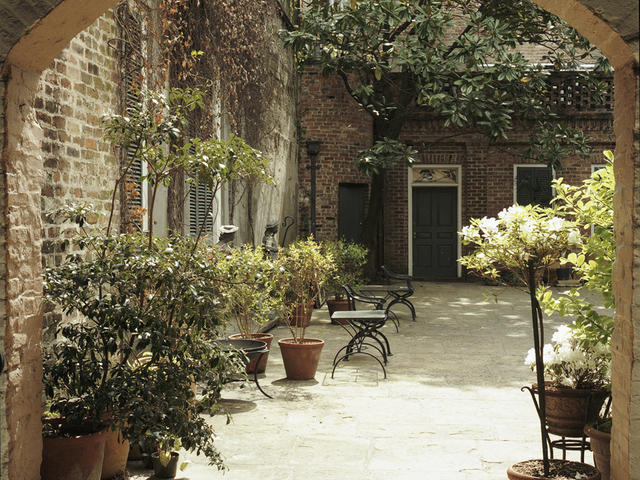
[539,152,615,351]
[525,325,610,389]
[459,204,581,287]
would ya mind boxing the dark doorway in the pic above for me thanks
[412,187,458,278]
[338,184,366,243]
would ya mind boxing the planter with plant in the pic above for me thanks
[538,153,615,480]
[42,87,274,477]
[275,237,336,380]
[460,204,600,480]
[217,244,283,373]
[322,240,367,323]
[41,418,107,480]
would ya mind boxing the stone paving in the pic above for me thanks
[129,281,594,480]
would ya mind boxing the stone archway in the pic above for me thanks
[0,3,118,479]
[0,1,637,479]
[531,2,639,478]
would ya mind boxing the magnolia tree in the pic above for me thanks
[459,204,581,476]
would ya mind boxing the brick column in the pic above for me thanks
[2,65,44,480]
[610,60,640,480]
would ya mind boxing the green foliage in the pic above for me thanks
[275,237,337,342]
[321,240,368,299]
[214,244,285,336]
[282,0,609,170]
[356,138,417,176]
[102,87,273,240]
[43,234,243,467]
[538,153,615,349]
[43,86,274,468]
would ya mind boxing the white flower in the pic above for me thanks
[525,348,536,367]
[567,229,582,245]
[478,216,499,234]
[552,325,572,344]
[547,217,565,232]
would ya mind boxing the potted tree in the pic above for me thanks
[322,240,368,323]
[275,237,336,380]
[217,244,283,373]
[42,87,273,477]
[460,204,600,480]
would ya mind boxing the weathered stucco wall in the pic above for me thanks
[2,65,44,480]
[231,6,299,247]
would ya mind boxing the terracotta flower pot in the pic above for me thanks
[290,302,314,327]
[507,459,600,480]
[534,383,608,437]
[584,424,611,480]
[278,337,324,380]
[229,332,274,373]
[101,428,129,479]
[152,451,180,479]
[327,298,351,324]
[41,424,107,480]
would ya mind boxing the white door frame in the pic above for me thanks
[407,164,462,278]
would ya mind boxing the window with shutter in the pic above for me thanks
[514,165,554,207]
[118,4,148,232]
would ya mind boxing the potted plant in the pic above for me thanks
[524,323,610,437]
[42,87,273,477]
[216,244,283,373]
[275,237,336,379]
[41,417,107,480]
[322,240,367,323]
[460,204,600,480]
[584,416,611,480]
[149,435,189,479]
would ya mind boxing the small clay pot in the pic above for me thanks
[326,299,351,324]
[278,337,324,380]
[290,302,314,327]
[152,451,180,479]
[228,332,274,373]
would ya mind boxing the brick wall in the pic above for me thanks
[299,69,615,276]
[38,11,120,271]
[298,68,372,239]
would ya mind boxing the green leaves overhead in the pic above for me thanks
[356,138,417,176]
[283,0,610,167]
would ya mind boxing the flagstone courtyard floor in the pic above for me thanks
[129,281,596,480]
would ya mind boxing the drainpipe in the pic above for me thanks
[306,140,321,239]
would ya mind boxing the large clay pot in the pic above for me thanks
[42,425,107,480]
[229,332,274,373]
[290,302,314,327]
[535,383,608,437]
[327,298,351,324]
[507,459,600,480]
[278,337,324,380]
[584,424,611,480]
[101,429,129,479]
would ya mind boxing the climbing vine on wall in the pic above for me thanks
[123,0,276,138]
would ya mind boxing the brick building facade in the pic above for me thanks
[298,67,615,278]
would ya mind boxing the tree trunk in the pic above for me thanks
[360,116,405,279]
[362,171,385,278]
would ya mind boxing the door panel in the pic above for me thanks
[338,184,366,243]
[413,187,457,278]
